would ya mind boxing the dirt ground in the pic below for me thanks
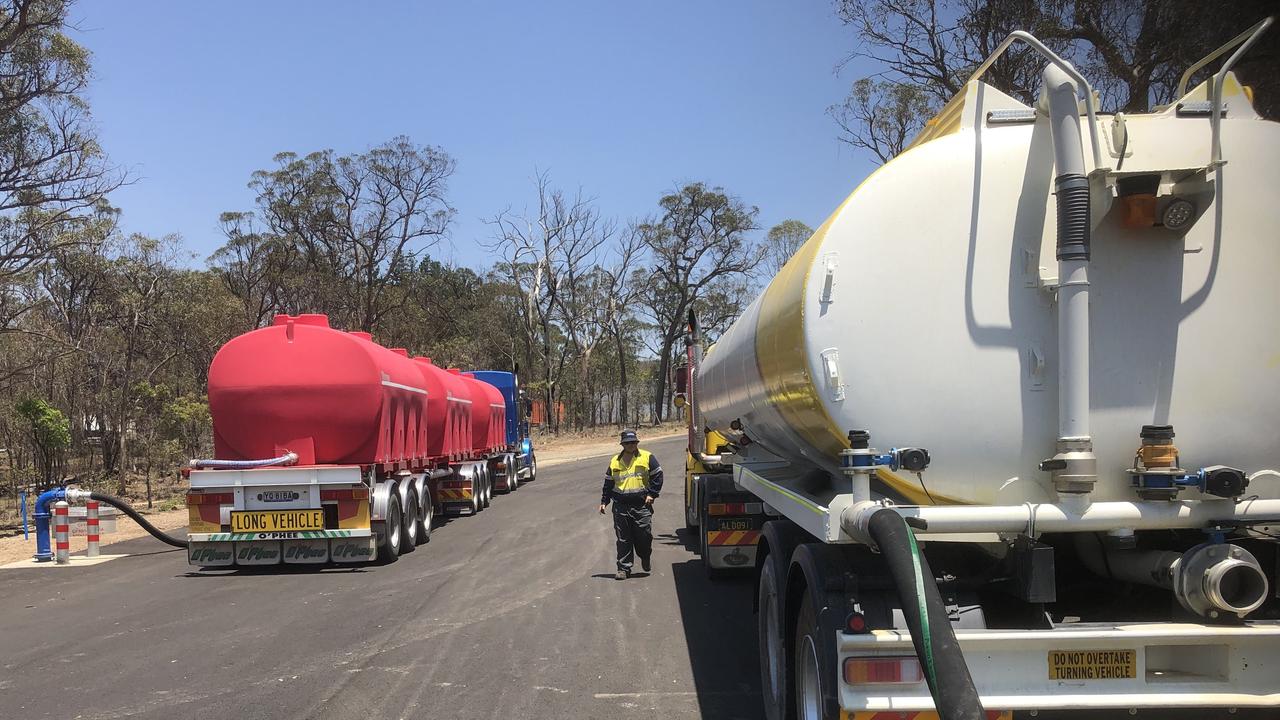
[532,422,685,464]
[0,424,687,567]
[0,507,190,567]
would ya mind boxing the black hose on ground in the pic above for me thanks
[867,508,984,720]
[88,491,187,548]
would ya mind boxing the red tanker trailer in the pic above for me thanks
[184,313,522,567]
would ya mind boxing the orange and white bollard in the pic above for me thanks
[86,500,101,557]
[53,500,70,564]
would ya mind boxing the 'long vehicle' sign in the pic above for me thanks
[230,509,325,533]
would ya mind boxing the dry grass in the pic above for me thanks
[0,472,186,539]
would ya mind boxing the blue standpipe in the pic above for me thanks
[32,487,68,562]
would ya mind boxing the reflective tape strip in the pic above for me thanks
[844,707,1013,712]
[54,502,70,563]
[381,379,427,395]
[706,530,762,546]
[204,529,355,542]
[88,499,100,556]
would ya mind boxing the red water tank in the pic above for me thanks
[413,357,473,461]
[208,314,430,468]
[448,368,493,456]
[464,371,507,454]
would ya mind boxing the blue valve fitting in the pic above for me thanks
[32,487,68,562]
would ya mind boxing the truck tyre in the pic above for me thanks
[506,454,519,491]
[416,486,433,544]
[480,468,492,509]
[378,495,402,564]
[794,596,836,720]
[685,474,701,530]
[470,472,483,515]
[758,557,793,720]
[401,493,418,553]
[526,453,537,482]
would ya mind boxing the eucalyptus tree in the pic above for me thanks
[638,183,761,423]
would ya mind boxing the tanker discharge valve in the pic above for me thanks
[841,429,930,503]
[1126,424,1249,500]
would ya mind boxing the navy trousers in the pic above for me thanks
[612,504,653,571]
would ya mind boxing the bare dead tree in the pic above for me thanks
[485,170,599,433]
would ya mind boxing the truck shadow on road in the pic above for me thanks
[671,558,764,719]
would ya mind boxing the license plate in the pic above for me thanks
[1048,649,1136,680]
[230,509,325,533]
[716,519,751,531]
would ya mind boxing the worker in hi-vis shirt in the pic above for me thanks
[598,429,663,580]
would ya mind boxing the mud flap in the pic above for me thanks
[188,542,235,567]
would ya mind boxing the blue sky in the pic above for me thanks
[72,2,878,270]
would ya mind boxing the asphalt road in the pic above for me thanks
[0,436,763,720]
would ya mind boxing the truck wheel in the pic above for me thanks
[506,454,519,491]
[416,487,433,544]
[527,454,537,482]
[685,475,701,530]
[401,493,418,553]
[481,468,492,508]
[794,592,836,720]
[470,472,483,514]
[758,558,792,720]
[378,495,402,564]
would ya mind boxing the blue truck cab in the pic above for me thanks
[466,370,537,485]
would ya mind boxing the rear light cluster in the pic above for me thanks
[842,656,924,685]
[319,487,370,501]
[707,502,764,516]
[186,492,233,505]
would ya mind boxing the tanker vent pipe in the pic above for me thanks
[1040,61,1097,496]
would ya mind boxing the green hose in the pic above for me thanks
[905,527,938,687]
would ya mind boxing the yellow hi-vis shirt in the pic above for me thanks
[609,449,653,494]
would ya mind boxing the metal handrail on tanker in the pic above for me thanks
[1208,16,1273,165]
[965,30,1105,172]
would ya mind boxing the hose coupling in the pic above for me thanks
[1174,543,1270,619]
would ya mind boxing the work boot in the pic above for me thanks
[641,555,651,572]
[615,569,628,581]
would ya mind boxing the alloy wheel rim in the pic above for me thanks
[798,634,821,720]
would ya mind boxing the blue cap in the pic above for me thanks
[620,429,639,444]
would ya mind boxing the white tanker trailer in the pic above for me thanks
[679,22,1280,720]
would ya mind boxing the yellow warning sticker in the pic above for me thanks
[1048,649,1136,680]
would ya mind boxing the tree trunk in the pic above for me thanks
[652,333,675,425]
[614,329,629,427]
